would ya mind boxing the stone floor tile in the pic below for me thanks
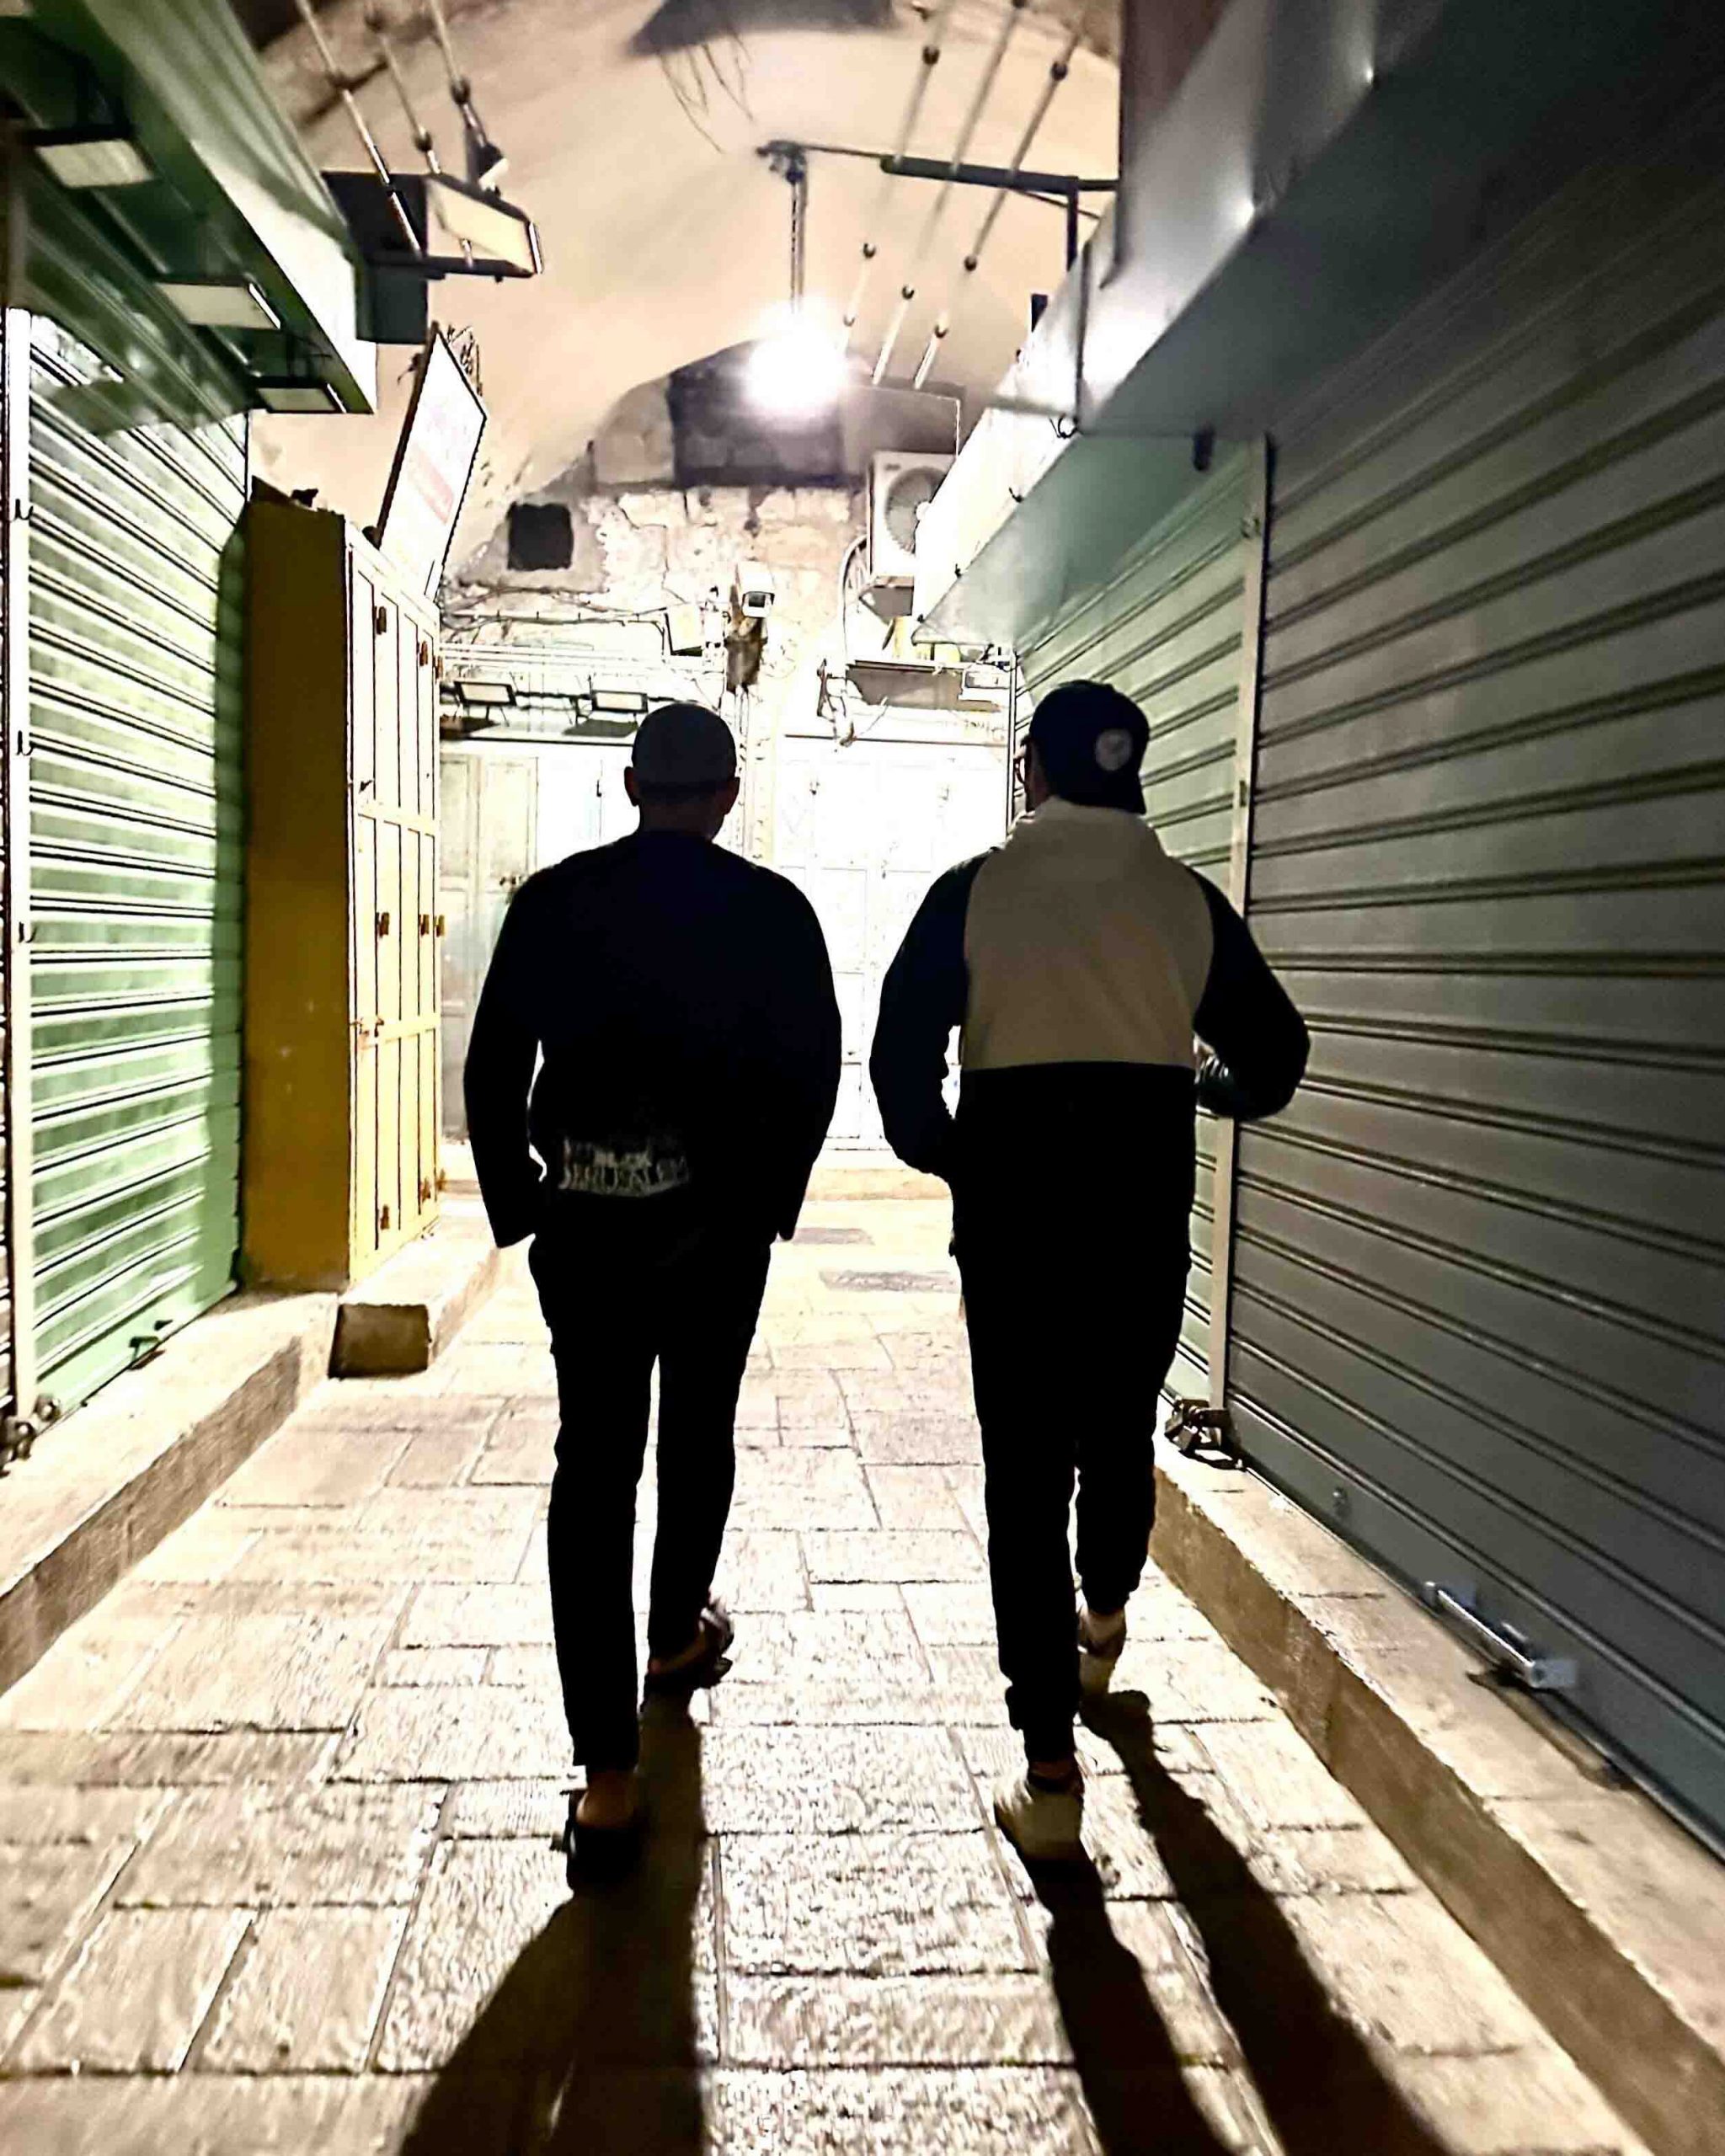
[1390,2047,1653,2153]
[1275,1890,1546,2057]
[724,1975,1071,2068]
[14,1906,248,2072]
[400,1583,554,1648]
[1242,1824,1420,1898]
[222,1427,412,1508]
[1192,1721,1372,1830]
[714,1530,810,1610]
[334,1684,569,1782]
[718,1833,1028,1976]
[729,1450,878,1531]
[0,2071,425,2153]
[371,1842,554,2069]
[430,1344,558,1397]
[725,1609,929,1686]
[903,1581,998,1646]
[0,1731,336,1786]
[716,2065,1100,2154]
[710,1680,1001,1727]
[773,1338,894,1373]
[864,1465,971,1532]
[0,1785,171,1846]
[199,1907,407,2073]
[485,1645,561,1689]
[1109,1639,1279,1724]
[850,1413,981,1466]
[130,1512,260,1587]
[114,1602,407,1734]
[119,1784,439,1908]
[376,1647,489,1688]
[0,1838,132,1984]
[0,1608,170,1732]
[809,1582,906,1613]
[359,1487,541,1538]
[229,1524,531,1587]
[701,1727,977,1834]
[1033,1898,1237,2068]
[468,1416,557,1485]
[803,1531,984,1584]
[386,1421,494,1489]
[443,1780,568,1838]
[290,1381,494,1433]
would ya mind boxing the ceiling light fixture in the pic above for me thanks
[425,173,541,276]
[253,377,344,415]
[29,127,153,189]
[157,278,281,331]
[750,147,847,418]
[589,688,651,716]
[454,679,515,707]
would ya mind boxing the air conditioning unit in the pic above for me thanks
[868,451,953,585]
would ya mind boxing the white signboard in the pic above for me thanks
[377,331,487,598]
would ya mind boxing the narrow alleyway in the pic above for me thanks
[0,1201,1649,2154]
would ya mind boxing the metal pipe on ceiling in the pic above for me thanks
[873,0,1030,387]
[911,5,1091,389]
[842,0,959,349]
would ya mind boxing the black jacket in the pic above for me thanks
[869,803,1307,1197]
[464,832,841,1247]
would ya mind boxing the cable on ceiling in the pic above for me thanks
[841,0,959,350]
[292,0,423,252]
[911,3,1090,388]
[872,0,1029,388]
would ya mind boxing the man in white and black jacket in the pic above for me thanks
[870,680,1307,1863]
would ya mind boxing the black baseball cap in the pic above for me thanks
[631,702,737,788]
[1026,680,1148,813]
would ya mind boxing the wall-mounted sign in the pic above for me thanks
[376,330,486,598]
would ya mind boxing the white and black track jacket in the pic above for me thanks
[869,798,1308,1198]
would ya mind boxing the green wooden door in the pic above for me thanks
[26,317,245,1416]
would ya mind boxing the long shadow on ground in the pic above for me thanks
[400,1701,709,2156]
[1033,1853,1235,2155]
[1084,1689,1452,2156]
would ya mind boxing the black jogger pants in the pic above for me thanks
[530,1201,771,1772]
[956,1187,1188,1765]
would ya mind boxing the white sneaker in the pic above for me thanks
[994,1769,1085,1864]
[1078,1608,1126,1697]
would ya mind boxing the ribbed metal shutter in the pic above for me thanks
[27,317,245,1417]
[1238,115,1725,1836]
[1020,451,1252,1399]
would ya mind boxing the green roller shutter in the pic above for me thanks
[26,315,244,1417]
[1236,109,1725,1837]
[1019,452,1252,1400]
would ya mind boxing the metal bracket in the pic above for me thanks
[1424,1583,1578,1692]
[1162,1396,1238,1463]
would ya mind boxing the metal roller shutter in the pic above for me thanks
[1019,451,1252,1399]
[1237,112,1725,1836]
[26,317,245,1417]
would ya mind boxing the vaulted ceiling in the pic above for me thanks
[243,1,1119,564]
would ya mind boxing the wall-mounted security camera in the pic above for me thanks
[732,561,777,619]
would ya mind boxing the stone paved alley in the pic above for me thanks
[0,1201,1653,2154]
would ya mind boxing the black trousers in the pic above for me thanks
[955,1182,1188,1765]
[531,1200,772,1772]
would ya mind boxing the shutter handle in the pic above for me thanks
[377,910,392,936]
[419,912,431,935]
[374,605,389,636]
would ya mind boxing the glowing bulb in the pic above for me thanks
[747,310,849,417]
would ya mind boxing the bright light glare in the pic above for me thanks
[747,316,848,417]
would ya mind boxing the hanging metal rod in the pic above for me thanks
[760,141,1114,198]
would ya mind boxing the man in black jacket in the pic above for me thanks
[870,680,1307,1863]
[466,702,840,1873]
